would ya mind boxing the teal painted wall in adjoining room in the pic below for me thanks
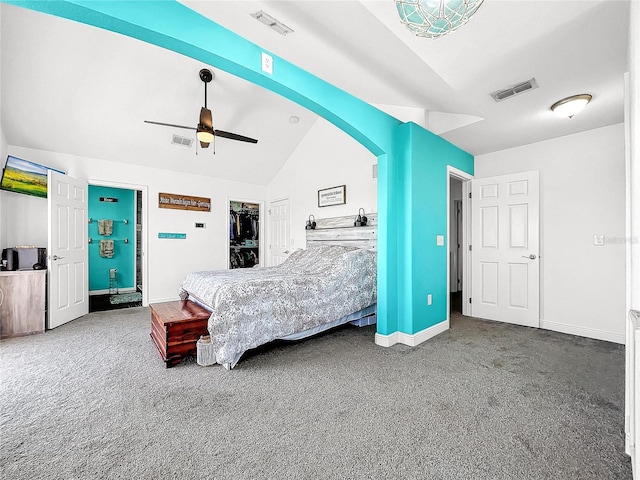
[88,185,135,292]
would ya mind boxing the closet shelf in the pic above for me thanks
[88,238,129,244]
[88,218,129,224]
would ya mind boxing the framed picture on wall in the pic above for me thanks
[318,185,346,207]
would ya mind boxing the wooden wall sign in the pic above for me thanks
[159,192,211,212]
[318,185,346,207]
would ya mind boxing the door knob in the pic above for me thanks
[283,250,290,254]
[522,254,537,260]
[52,255,65,261]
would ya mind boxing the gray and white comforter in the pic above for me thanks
[179,245,377,366]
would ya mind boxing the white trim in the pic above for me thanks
[446,166,473,319]
[375,319,449,347]
[540,319,625,345]
[149,296,181,304]
[87,179,149,307]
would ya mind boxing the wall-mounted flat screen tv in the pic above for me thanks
[0,155,65,198]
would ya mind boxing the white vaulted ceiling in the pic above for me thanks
[0,1,630,185]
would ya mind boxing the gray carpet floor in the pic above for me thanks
[0,307,632,479]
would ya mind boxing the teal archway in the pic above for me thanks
[6,0,474,343]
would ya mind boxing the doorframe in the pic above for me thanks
[227,196,265,270]
[88,179,149,307]
[446,166,473,320]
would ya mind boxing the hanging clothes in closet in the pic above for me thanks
[229,202,259,269]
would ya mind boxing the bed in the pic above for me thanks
[179,244,377,369]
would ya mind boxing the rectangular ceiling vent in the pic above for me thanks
[251,10,294,36]
[490,78,538,102]
[171,134,193,148]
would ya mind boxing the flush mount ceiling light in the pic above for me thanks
[550,94,592,118]
[395,0,484,39]
[250,10,294,36]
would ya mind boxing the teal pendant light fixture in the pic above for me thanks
[396,0,484,39]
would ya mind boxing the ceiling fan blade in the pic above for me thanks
[199,107,213,129]
[214,130,258,144]
[144,120,195,131]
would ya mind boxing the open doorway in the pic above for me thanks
[447,166,472,320]
[228,199,262,269]
[450,177,463,314]
[87,182,147,312]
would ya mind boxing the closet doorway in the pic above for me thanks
[229,199,262,269]
[87,181,148,312]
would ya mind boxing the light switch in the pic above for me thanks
[261,52,273,74]
[436,235,445,246]
[593,234,605,246]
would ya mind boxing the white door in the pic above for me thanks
[269,198,290,266]
[471,171,539,327]
[48,170,89,329]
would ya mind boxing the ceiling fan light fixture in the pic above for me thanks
[550,94,592,118]
[196,128,214,143]
[395,0,484,39]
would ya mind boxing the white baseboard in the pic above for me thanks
[375,319,449,348]
[149,296,181,304]
[541,319,625,345]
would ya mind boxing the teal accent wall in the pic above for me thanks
[9,1,474,339]
[407,123,474,332]
[88,185,135,292]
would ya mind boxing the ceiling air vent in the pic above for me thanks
[490,78,538,102]
[171,134,193,148]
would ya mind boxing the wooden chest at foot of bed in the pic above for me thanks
[150,300,210,368]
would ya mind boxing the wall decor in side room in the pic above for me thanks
[158,192,211,212]
[318,185,346,207]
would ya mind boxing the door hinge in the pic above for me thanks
[469,245,472,251]
[469,192,472,199]
[469,298,472,304]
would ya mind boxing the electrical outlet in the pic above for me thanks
[593,234,604,246]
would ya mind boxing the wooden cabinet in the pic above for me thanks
[0,270,46,339]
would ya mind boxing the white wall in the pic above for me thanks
[629,0,640,315]
[0,128,7,250]
[475,123,626,343]
[2,145,266,303]
[267,117,377,255]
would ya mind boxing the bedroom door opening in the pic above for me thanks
[470,171,540,328]
[229,199,262,269]
[87,181,148,312]
[268,198,290,267]
[447,167,472,320]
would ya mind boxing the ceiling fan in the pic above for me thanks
[144,68,258,149]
